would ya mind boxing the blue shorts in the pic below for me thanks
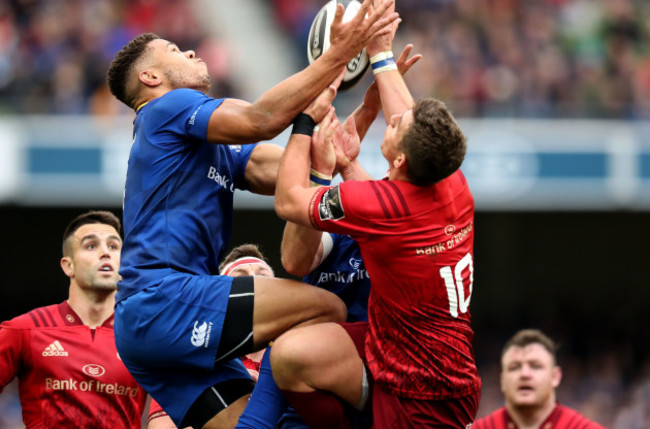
[114,271,254,425]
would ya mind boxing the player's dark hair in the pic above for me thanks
[62,211,121,256]
[400,98,467,186]
[501,329,559,364]
[219,243,271,273]
[107,33,160,108]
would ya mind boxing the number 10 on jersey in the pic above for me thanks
[439,253,474,318]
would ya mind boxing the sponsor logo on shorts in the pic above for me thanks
[42,340,69,357]
[191,320,213,348]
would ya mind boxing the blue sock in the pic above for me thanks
[235,346,288,428]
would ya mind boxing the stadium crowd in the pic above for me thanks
[274,0,650,119]
[0,0,238,115]
[0,0,649,428]
[2,0,650,118]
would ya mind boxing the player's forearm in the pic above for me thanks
[247,54,348,140]
[275,134,316,227]
[351,82,381,141]
[375,69,414,119]
[281,222,323,276]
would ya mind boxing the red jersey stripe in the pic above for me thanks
[33,308,50,327]
[369,181,393,218]
[385,181,411,217]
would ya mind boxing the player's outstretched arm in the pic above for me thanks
[206,0,398,145]
[275,77,344,230]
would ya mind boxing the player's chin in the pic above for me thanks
[92,280,119,291]
[511,393,540,408]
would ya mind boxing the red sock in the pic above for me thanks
[281,389,352,429]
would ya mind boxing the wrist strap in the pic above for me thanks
[292,113,316,136]
[370,51,393,63]
[370,51,397,75]
[309,168,332,186]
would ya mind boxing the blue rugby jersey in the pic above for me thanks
[117,89,256,302]
[302,233,370,322]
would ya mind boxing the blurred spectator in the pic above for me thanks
[0,0,238,115]
[474,333,649,428]
[274,0,650,119]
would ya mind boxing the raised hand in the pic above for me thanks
[328,0,399,64]
[366,0,400,57]
[395,44,422,75]
[333,115,361,172]
[310,109,339,177]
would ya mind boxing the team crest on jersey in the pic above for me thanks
[83,364,106,377]
[318,187,345,221]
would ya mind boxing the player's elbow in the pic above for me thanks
[281,253,311,277]
[274,196,295,223]
[274,187,299,221]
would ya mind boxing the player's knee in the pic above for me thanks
[270,332,310,388]
[322,292,347,322]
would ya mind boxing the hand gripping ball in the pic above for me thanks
[307,0,370,90]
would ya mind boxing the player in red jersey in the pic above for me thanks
[271,2,481,424]
[474,329,606,429]
[0,211,148,428]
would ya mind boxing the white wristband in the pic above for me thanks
[369,51,393,64]
[370,51,397,75]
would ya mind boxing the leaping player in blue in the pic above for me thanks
[105,3,399,429]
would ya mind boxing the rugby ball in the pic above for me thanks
[307,0,370,90]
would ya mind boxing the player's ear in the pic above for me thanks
[551,365,562,388]
[393,152,406,169]
[138,69,162,88]
[60,257,74,278]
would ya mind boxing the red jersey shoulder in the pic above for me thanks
[552,404,606,429]
[339,179,413,220]
[473,407,508,429]
[1,303,62,330]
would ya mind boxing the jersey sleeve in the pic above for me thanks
[146,88,224,147]
[309,181,383,238]
[228,143,258,191]
[148,398,170,423]
[0,321,24,393]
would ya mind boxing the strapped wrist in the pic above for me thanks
[370,51,397,75]
[292,113,316,136]
[309,168,332,186]
[370,51,394,63]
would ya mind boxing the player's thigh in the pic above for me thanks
[271,322,364,403]
[252,276,346,345]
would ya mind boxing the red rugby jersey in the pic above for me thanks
[311,171,481,400]
[473,404,607,429]
[0,301,147,428]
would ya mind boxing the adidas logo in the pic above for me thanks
[42,340,69,357]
